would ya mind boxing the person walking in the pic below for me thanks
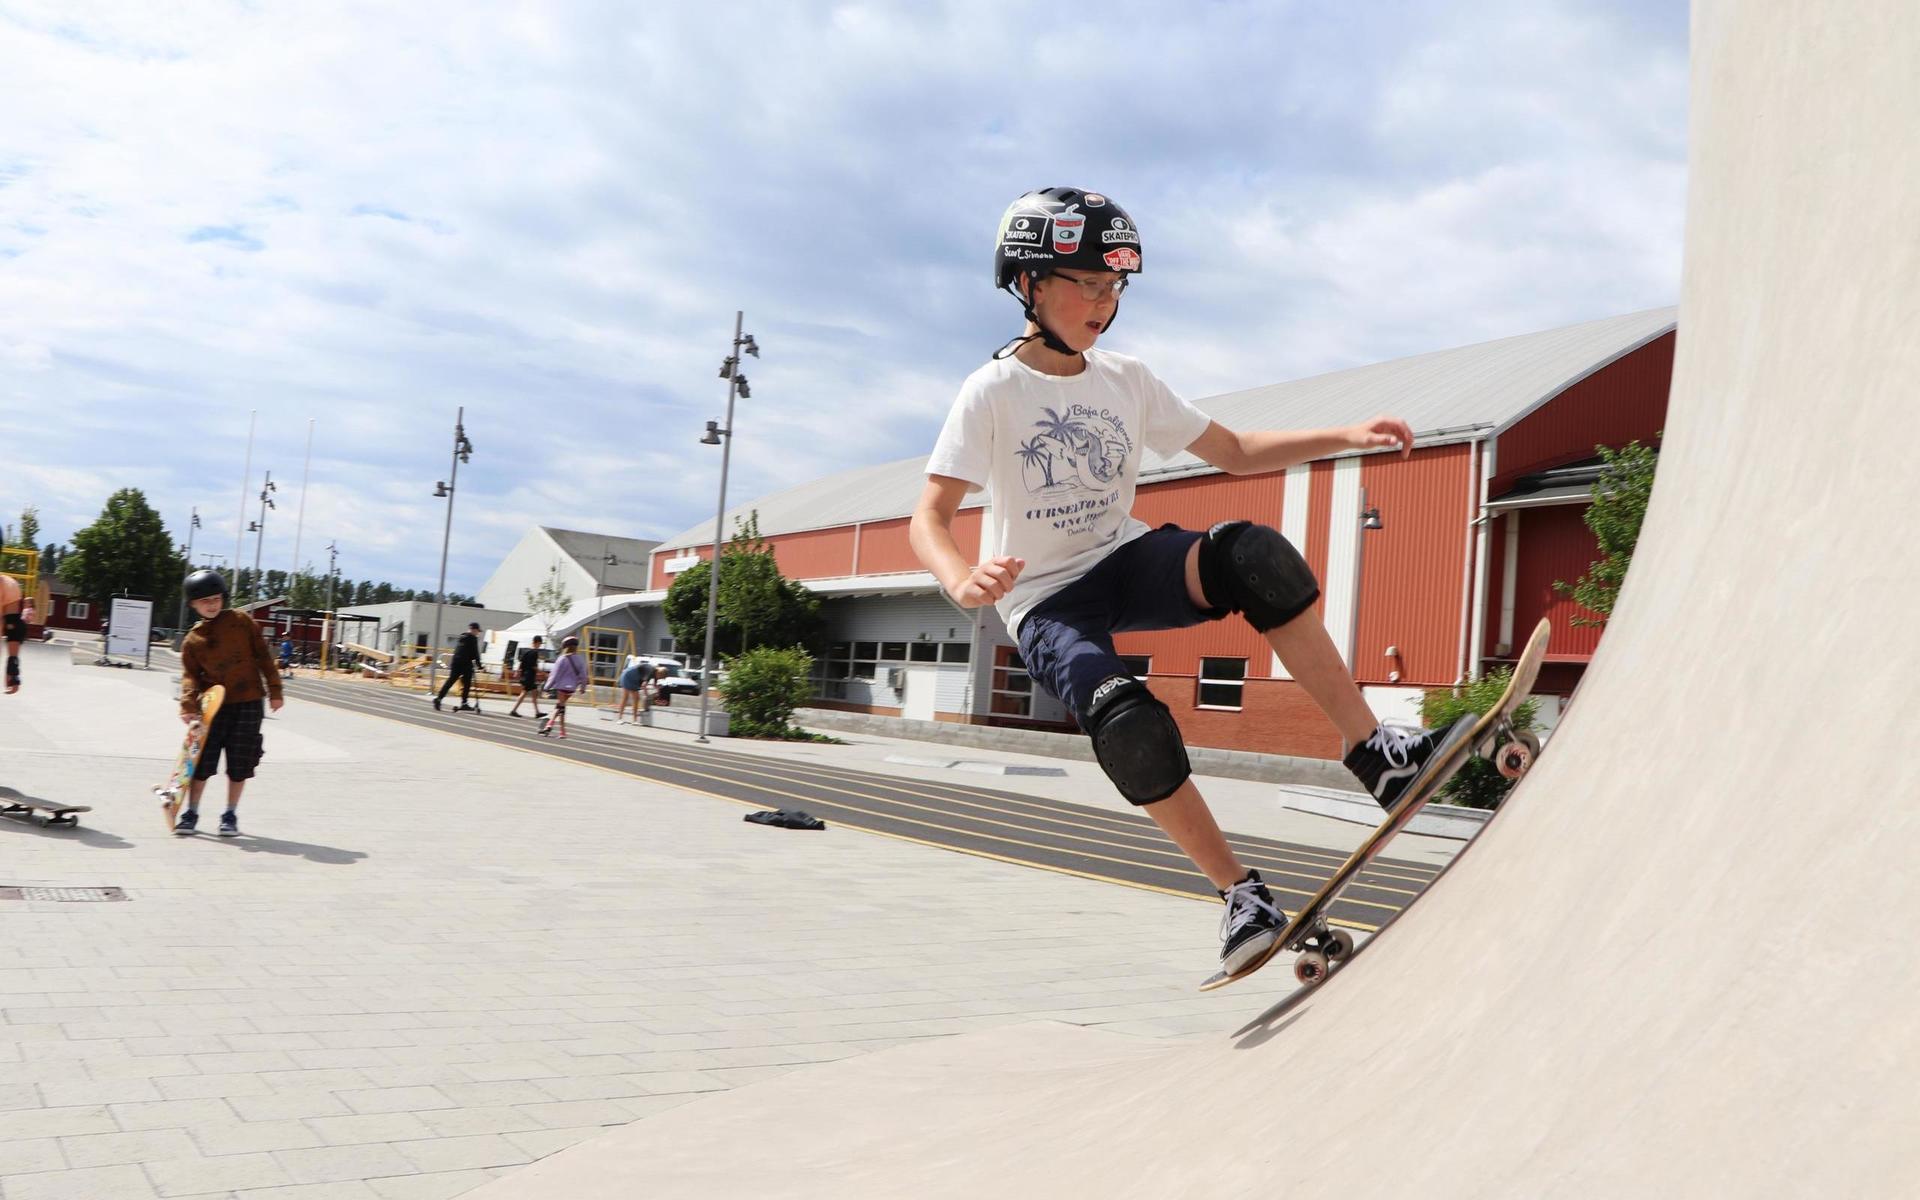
[434,621,483,712]
[176,570,284,837]
[507,635,546,719]
[539,636,587,738]
[2,574,25,694]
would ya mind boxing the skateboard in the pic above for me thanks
[1200,617,1552,992]
[0,788,91,828]
[155,684,225,832]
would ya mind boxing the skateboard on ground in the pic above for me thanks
[0,787,91,828]
[155,684,225,832]
[1201,618,1551,992]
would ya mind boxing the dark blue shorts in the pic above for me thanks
[1016,526,1227,727]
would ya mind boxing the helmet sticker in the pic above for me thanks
[1103,247,1141,271]
[1084,193,1107,207]
[1001,215,1041,245]
[1101,217,1139,245]
[1051,205,1085,253]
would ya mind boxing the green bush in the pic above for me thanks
[722,646,818,739]
[1418,668,1539,809]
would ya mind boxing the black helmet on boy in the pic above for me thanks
[183,569,229,602]
[992,186,1142,358]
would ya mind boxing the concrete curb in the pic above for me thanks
[796,706,1365,793]
[882,754,1069,778]
[1277,788,1492,841]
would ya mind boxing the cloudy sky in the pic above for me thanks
[1,1,1688,596]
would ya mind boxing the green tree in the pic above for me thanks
[18,507,39,550]
[1555,438,1661,626]
[1421,669,1540,809]
[286,565,328,610]
[524,562,575,639]
[664,511,822,665]
[62,489,180,609]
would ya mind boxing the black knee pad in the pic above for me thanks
[5,654,16,685]
[1198,521,1320,632]
[3,612,24,643]
[1084,675,1191,805]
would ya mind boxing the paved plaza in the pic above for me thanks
[0,643,1451,1198]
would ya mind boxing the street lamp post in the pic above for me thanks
[247,472,277,605]
[427,408,475,697]
[323,540,339,673]
[696,311,758,743]
[175,507,201,631]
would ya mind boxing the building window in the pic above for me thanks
[66,600,89,620]
[1197,657,1246,709]
[990,646,1034,718]
[1117,655,1151,681]
[939,641,971,664]
[658,637,674,653]
[880,641,907,662]
[908,642,938,662]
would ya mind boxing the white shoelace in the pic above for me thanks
[1363,721,1427,769]
[1220,877,1282,940]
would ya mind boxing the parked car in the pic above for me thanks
[631,656,703,697]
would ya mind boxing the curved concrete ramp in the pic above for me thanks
[471,4,1920,1196]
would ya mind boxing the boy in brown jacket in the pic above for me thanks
[177,570,283,836]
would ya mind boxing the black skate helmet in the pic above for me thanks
[992,186,1142,359]
[183,569,229,602]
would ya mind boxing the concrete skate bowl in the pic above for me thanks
[469,5,1920,1196]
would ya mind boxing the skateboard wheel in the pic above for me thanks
[1496,737,1535,780]
[1322,929,1355,961]
[1293,950,1331,986]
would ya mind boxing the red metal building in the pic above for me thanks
[640,308,1676,760]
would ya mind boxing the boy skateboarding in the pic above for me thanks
[910,187,1473,976]
[176,570,284,836]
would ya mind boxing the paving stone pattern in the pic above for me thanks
[0,647,1299,1197]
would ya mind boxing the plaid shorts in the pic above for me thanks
[195,698,266,781]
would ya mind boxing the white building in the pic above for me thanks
[475,527,660,616]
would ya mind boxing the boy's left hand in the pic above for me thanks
[1348,416,1415,458]
[270,697,284,713]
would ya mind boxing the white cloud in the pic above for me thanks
[0,0,1686,593]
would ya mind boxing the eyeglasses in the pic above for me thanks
[1045,272,1130,301]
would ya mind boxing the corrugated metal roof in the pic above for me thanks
[656,307,1677,552]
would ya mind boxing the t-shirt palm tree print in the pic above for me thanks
[1017,407,1130,496]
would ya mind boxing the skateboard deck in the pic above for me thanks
[0,788,91,828]
[1201,618,1552,992]
[155,684,225,832]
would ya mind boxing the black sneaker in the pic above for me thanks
[1218,869,1286,975]
[1344,716,1475,811]
[218,810,240,838]
[174,808,199,836]
[432,697,443,711]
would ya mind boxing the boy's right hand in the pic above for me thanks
[179,713,198,727]
[949,556,1025,608]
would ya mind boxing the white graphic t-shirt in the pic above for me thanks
[927,348,1212,636]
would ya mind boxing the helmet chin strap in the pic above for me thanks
[993,277,1083,361]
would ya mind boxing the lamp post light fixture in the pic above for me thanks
[696,311,757,744]
[427,408,475,696]
[1361,505,1383,531]
[247,473,277,605]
